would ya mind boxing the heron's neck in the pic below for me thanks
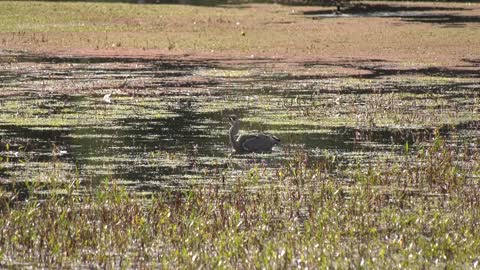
[229,123,240,148]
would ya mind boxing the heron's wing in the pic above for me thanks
[239,134,276,152]
[236,134,258,151]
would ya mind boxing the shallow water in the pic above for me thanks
[1,53,479,191]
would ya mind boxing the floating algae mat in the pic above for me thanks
[1,53,480,191]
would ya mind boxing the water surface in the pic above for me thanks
[1,53,479,191]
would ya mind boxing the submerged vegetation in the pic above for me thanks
[1,135,479,268]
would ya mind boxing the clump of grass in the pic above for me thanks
[0,135,479,268]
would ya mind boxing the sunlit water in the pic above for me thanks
[1,53,479,191]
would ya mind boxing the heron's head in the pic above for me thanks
[228,115,239,126]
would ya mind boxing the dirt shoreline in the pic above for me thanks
[1,1,479,72]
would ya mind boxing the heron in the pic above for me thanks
[228,115,280,153]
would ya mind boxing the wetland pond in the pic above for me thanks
[1,52,479,193]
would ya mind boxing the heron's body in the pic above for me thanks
[228,116,280,153]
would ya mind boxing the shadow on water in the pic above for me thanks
[231,58,479,89]
[300,58,480,84]
[304,3,480,27]
[463,58,480,67]
[304,3,467,15]
[0,53,225,98]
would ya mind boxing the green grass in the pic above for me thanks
[0,1,289,52]
[1,135,479,268]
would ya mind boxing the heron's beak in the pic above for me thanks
[228,115,238,126]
